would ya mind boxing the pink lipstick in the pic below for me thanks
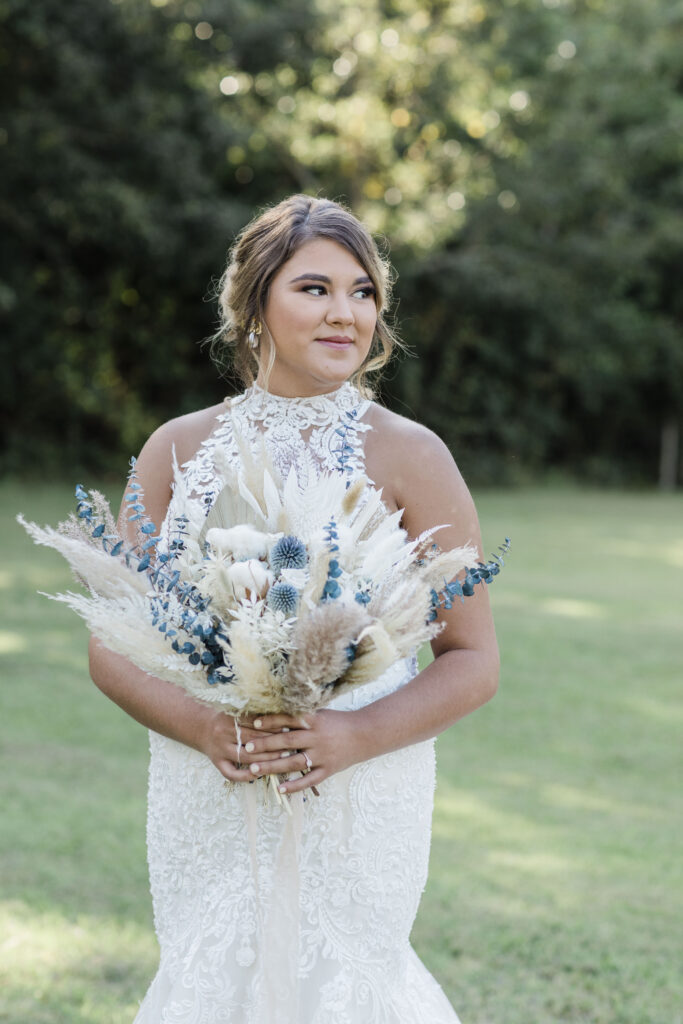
[316,335,353,348]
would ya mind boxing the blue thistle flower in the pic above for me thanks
[266,581,299,616]
[269,535,307,573]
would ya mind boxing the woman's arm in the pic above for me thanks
[242,419,500,794]
[356,418,501,746]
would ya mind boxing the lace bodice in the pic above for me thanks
[179,381,372,500]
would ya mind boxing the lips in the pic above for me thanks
[316,335,353,346]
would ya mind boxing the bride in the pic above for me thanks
[88,194,499,1023]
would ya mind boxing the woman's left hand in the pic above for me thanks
[236,709,368,795]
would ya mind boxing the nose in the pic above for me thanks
[325,290,354,326]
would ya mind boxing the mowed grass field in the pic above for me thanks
[0,481,681,1024]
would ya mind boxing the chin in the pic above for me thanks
[313,367,357,387]
[270,352,365,396]
[314,354,365,382]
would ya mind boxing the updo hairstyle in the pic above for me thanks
[210,194,401,395]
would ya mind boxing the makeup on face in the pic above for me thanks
[261,239,378,397]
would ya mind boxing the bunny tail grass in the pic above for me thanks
[283,602,371,713]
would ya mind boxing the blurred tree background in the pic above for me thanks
[1,0,682,485]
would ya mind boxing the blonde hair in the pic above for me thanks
[209,194,402,395]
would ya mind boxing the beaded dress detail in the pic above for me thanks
[133,383,461,1024]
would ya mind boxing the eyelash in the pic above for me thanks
[301,285,376,300]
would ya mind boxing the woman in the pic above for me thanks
[89,194,499,1023]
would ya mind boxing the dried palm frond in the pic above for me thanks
[346,486,389,542]
[197,485,264,550]
[230,415,281,518]
[282,467,349,537]
[354,526,412,581]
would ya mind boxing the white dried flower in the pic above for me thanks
[277,566,308,589]
[206,525,274,561]
[227,559,273,601]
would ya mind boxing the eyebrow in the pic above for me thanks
[288,273,374,286]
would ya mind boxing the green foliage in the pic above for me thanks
[0,0,306,474]
[1,0,681,483]
[387,0,683,482]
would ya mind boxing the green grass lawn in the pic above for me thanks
[1,481,681,1023]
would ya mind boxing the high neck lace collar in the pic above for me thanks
[243,381,355,406]
[169,378,372,512]
[228,380,366,429]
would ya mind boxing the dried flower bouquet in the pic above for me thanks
[19,426,508,807]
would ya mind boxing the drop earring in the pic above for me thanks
[247,319,262,349]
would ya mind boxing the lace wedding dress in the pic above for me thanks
[133,383,461,1024]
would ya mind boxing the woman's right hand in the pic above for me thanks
[89,637,307,785]
[200,710,301,784]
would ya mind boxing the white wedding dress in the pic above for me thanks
[133,383,461,1024]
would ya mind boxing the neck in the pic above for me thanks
[253,378,351,399]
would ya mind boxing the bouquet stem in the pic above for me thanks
[269,773,293,815]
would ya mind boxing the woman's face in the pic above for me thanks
[261,237,378,397]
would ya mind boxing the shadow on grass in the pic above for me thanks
[0,900,156,1024]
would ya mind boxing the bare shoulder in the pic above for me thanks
[364,401,468,514]
[122,402,226,528]
[365,401,454,459]
[139,402,226,471]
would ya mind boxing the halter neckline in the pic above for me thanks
[237,380,356,407]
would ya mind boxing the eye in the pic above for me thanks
[298,283,376,300]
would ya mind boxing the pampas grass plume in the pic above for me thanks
[421,544,479,592]
[338,622,398,691]
[284,602,371,712]
[16,518,150,599]
[228,619,284,713]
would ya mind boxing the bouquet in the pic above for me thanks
[19,423,509,807]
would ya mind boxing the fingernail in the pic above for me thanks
[299,719,311,730]
[281,727,290,733]
[254,719,262,729]
[250,763,260,774]
[279,784,287,793]
[282,751,291,758]
[245,742,255,752]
